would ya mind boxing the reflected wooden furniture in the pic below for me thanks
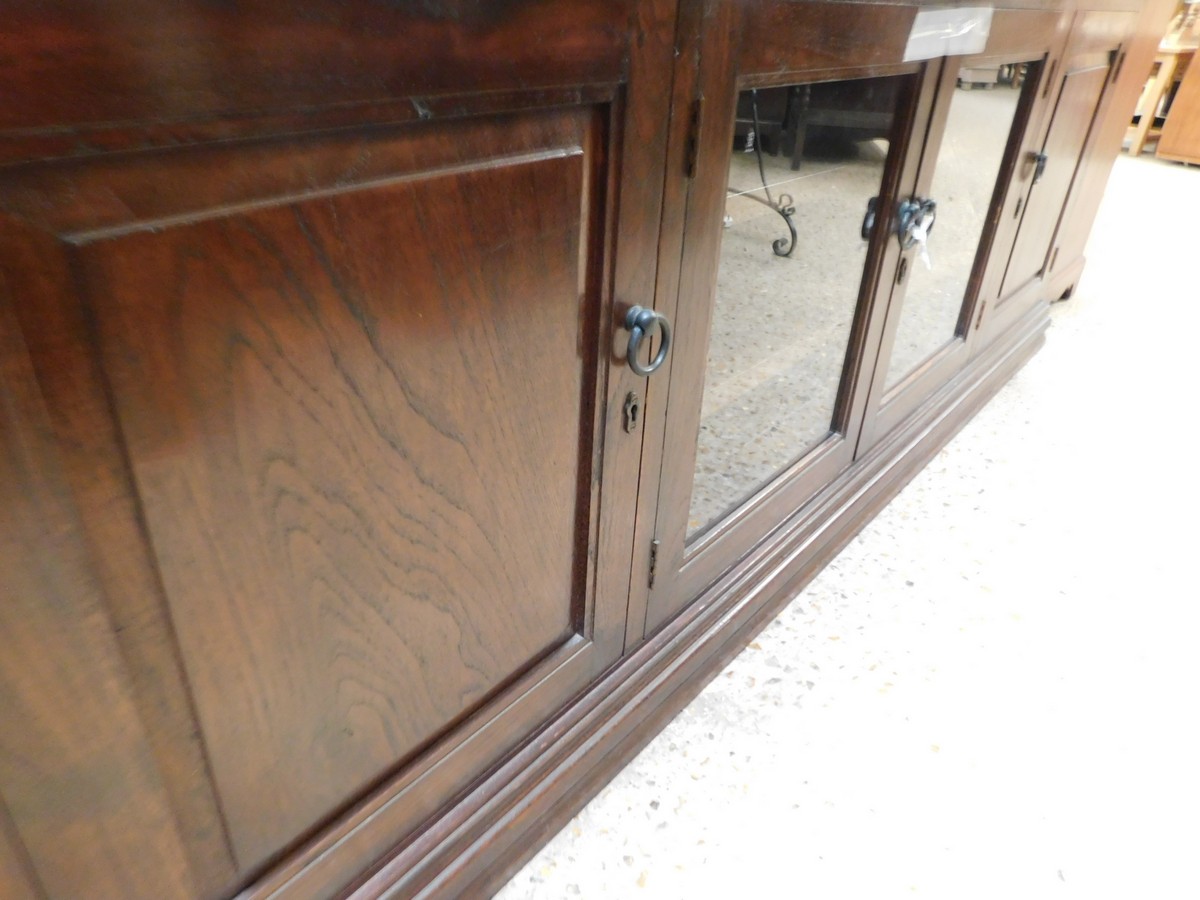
[1157,46,1200,159]
[0,0,1176,897]
[1128,45,1195,153]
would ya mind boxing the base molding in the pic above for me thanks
[250,306,1048,899]
[1044,254,1087,302]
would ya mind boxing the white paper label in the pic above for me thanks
[904,7,994,62]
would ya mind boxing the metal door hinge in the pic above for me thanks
[684,98,703,178]
[648,539,661,588]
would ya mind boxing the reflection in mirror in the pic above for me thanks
[687,77,901,540]
[884,63,1033,389]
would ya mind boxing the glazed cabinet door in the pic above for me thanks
[633,0,936,633]
[0,1,676,896]
[857,10,1067,453]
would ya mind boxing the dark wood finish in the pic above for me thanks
[739,2,918,76]
[638,0,935,635]
[996,63,1114,313]
[0,800,40,900]
[1040,0,1178,303]
[357,292,1051,900]
[92,114,605,871]
[0,277,199,898]
[2,105,638,888]
[0,0,634,166]
[857,10,1068,455]
[997,11,1134,315]
[0,1,1154,896]
[1,0,677,895]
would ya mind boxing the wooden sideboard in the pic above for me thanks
[0,0,1174,897]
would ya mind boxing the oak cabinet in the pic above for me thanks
[0,0,1151,897]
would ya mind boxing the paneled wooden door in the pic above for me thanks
[633,0,939,634]
[0,2,677,895]
[987,10,1134,343]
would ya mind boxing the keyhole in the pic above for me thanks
[623,392,641,433]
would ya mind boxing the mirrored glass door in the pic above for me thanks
[884,62,1037,389]
[688,77,902,539]
[642,66,927,634]
[858,56,1044,452]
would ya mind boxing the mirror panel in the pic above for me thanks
[884,63,1032,389]
[687,76,903,539]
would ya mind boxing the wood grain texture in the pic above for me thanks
[0,1,632,138]
[0,272,198,899]
[0,215,239,898]
[0,798,41,900]
[0,0,1145,896]
[1149,38,1200,160]
[61,115,599,870]
[2,0,675,890]
[739,1,917,76]
[355,290,1051,900]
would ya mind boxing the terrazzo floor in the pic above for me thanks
[496,155,1200,898]
[688,83,1027,536]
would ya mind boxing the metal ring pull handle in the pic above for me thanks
[896,197,937,250]
[624,306,672,377]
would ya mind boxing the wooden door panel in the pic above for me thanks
[1,285,198,898]
[999,65,1112,303]
[7,106,617,872]
[995,10,1133,317]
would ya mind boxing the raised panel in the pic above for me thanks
[999,64,1112,303]
[0,283,198,898]
[4,106,620,874]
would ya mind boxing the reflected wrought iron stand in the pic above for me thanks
[726,88,797,257]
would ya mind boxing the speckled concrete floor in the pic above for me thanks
[496,156,1200,898]
[688,84,1026,536]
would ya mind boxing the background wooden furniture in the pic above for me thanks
[0,0,1175,896]
[1157,47,1200,159]
[1127,46,1194,153]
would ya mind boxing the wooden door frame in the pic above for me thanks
[983,9,1135,344]
[628,0,937,638]
[856,9,1070,456]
